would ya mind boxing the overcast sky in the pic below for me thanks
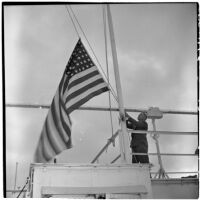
[4,3,198,192]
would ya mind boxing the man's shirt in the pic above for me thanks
[126,117,148,147]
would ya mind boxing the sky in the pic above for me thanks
[4,3,198,194]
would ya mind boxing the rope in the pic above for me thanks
[67,5,118,103]
[17,177,29,198]
[103,5,115,147]
[64,5,80,38]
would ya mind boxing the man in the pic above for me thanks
[126,112,149,164]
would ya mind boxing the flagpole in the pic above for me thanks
[106,4,130,163]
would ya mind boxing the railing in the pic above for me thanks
[92,129,198,178]
[6,103,198,178]
[92,129,198,162]
[6,103,197,115]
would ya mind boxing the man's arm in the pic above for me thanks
[126,120,133,129]
[125,112,138,129]
[125,113,137,125]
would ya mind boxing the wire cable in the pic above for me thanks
[64,5,80,38]
[64,5,118,103]
[17,177,29,198]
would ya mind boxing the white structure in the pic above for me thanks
[27,163,152,198]
[151,178,199,199]
[26,163,199,198]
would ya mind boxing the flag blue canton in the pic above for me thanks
[65,39,93,79]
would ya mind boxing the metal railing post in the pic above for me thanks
[151,119,169,179]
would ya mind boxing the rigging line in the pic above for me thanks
[65,5,117,102]
[103,5,115,147]
[68,5,118,102]
[16,177,29,198]
[64,5,80,38]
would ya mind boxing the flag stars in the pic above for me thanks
[64,40,96,78]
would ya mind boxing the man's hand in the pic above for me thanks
[120,113,125,122]
[125,112,133,123]
[125,112,131,119]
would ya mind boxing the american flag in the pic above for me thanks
[34,39,109,163]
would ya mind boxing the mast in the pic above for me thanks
[106,4,130,163]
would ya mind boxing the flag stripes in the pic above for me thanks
[35,140,46,163]
[50,102,70,147]
[46,112,66,153]
[65,71,102,98]
[67,68,99,91]
[41,123,56,160]
[65,78,106,104]
[34,38,109,163]
[66,82,108,113]
[66,86,109,114]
